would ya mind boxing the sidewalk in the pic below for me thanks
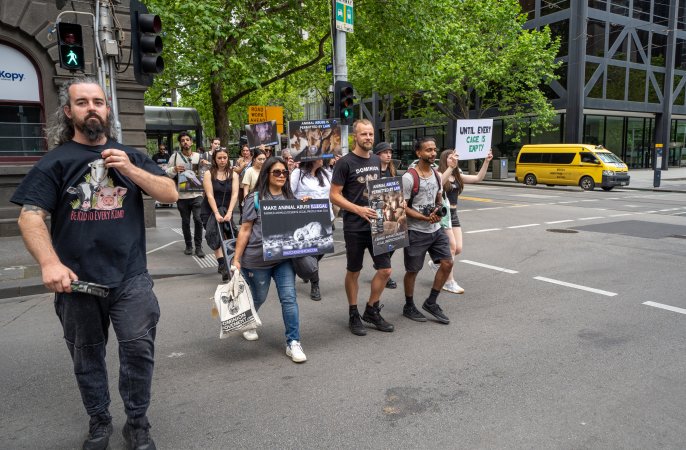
[2,167,684,299]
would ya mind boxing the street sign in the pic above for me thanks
[335,0,354,33]
[248,105,284,134]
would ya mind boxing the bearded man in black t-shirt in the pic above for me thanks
[330,119,395,336]
[11,78,177,450]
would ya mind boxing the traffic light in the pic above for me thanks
[334,80,355,125]
[57,22,85,71]
[130,0,164,86]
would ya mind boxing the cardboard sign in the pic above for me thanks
[288,119,344,162]
[366,177,409,255]
[260,199,334,261]
[455,119,493,160]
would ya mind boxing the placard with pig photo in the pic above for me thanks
[260,198,334,261]
[245,120,279,149]
[288,119,343,162]
[366,177,408,255]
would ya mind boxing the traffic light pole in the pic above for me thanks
[331,1,347,84]
[97,0,123,143]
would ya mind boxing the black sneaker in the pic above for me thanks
[422,301,450,324]
[83,419,113,450]
[183,245,193,255]
[195,246,206,258]
[349,311,367,336]
[385,278,397,289]
[403,303,427,322]
[362,302,394,332]
[122,422,156,450]
[310,282,321,301]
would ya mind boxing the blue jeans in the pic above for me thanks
[242,260,300,343]
[54,272,160,422]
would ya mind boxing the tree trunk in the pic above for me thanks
[210,78,230,153]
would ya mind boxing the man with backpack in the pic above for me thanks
[401,137,454,324]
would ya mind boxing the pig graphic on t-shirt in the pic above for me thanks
[94,187,127,210]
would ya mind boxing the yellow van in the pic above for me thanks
[515,144,630,191]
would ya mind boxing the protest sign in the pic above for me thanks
[260,199,334,261]
[245,120,279,149]
[366,177,408,255]
[288,119,343,162]
[455,118,493,160]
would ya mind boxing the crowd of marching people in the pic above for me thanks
[155,119,493,366]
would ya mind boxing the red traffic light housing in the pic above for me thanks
[130,0,164,86]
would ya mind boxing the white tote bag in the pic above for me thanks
[213,269,262,339]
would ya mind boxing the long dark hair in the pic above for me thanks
[210,148,232,180]
[439,149,463,195]
[299,160,330,187]
[257,157,294,199]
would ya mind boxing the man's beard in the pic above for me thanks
[75,115,109,142]
[358,141,373,152]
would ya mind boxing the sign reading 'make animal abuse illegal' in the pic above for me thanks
[455,119,493,161]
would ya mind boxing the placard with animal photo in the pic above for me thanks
[176,159,204,193]
[245,120,279,149]
[260,198,334,261]
[366,177,409,255]
[288,119,343,162]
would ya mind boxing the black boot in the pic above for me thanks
[310,281,321,301]
[362,302,394,332]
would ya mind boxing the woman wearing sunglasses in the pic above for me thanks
[232,157,307,363]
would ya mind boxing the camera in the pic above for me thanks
[419,204,448,217]
[70,280,109,298]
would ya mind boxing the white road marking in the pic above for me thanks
[533,276,617,297]
[466,228,502,234]
[578,216,605,220]
[608,213,634,217]
[580,199,599,202]
[460,260,518,274]
[476,207,503,211]
[659,208,680,212]
[593,208,608,211]
[545,219,574,224]
[147,240,184,254]
[194,255,218,268]
[673,212,686,216]
[624,205,640,208]
[171,227,184,236]
[605,197,619,200]
[641,211,658,214]
[507,223,540,229]
[514,193,560,198]
[643,301,686,316]
[557,201,579,204]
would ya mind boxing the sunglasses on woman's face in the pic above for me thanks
[270,169,289,178]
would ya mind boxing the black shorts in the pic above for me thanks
[344,230,392,273]
[403,228,452,273]
[450,208,460,228]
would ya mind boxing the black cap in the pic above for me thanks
[373,142,392,154]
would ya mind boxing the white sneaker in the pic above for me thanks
[442,280,465,294]
[428,260,439,274]
[286,340,307,363]
[242,329,259,341]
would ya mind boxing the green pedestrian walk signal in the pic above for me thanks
[57,22,85,71]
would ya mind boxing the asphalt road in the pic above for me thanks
[1,185,685,449]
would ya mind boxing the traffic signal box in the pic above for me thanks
[57,22,85,71]
[130,0,164,86]
[334,80,355,126]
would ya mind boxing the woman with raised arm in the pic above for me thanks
[430,149,493,294]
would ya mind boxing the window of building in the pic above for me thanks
[0,43,45,158]
[589,1,608,11]
[519,0,536,21]
[548,20,569,58]
[675,39,686,69]
[653,2,670,27]
[531,114,562,144]
[605,116,625,155]
[610,0,629,17]
[586,63,603,98]
[632,0,652,22]
[633,29,650,63]
[651,32,667,67]
[586,20,605,57]
[628,69,647,102]
[648,72,665,103]
[584,115,605,144]
[606,65,627,100]
[609,23,628,61]
[540,0,570,17]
